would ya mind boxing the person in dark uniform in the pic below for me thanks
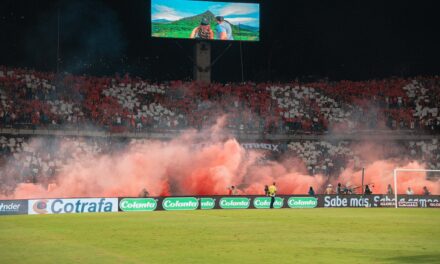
[308,186,315,196]
[139,188,149,197]
[364,184,372,195]
[337,183,343,194]
[423,186,431,195]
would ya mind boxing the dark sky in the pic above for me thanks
[0,0,439,82]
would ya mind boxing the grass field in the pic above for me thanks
[1,209,439,264]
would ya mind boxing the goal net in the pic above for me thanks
[393,168,440,208]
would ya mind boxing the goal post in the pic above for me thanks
[393,168,440,208]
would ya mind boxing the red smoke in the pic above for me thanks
[339,160,440,195]
[1,123,439,199]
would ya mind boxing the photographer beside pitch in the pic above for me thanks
[268,182,277,208]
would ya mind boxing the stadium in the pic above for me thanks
[0,0,439,263]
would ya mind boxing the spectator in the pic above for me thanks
[406,187,414,195]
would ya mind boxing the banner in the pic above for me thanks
[218,197,250,209]
[201,198,216,210]
[253,197,284,209]
[0,200,28,215]
[241,143,281,152]
[319,195,440,208]
[118,196,313,210]
[2,195,438,216]
[287,197,318,209]
[28,198,118,215]
[162,197,199,211]
[117,195,440,211]
[119,198,158,212]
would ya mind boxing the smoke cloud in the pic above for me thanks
[1,119,439,199]
[339,160,440,195]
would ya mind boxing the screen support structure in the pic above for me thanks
[393,168,440,208]
[193,41,234,83]
[194,42,211,83]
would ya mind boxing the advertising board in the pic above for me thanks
[0,200,28,215]
[28,198,118,215]
[120,198,158,212]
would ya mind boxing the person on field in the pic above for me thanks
[325,184,333,194]
[264,185,269,196]
[308,186,315,196]
[228,185,238,195]
[268,182,277,208]
[387,184,393,195]
[215,16,233,40]
[343,184,353,194]
[423,186,430,195]
[139,188,149,197]
[337,183,343,194]
[190,18,214,39]
[364,184,372,195]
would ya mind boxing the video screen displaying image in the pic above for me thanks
[151,0,260,41]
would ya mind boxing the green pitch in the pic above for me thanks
[1,209,439,264]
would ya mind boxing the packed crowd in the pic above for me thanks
[288,139,440,180]
[287,141,352,176]
[1,67,440,134]
[408,139,440,171]
[0,136,101,192]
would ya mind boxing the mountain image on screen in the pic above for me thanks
[152,10,259,41]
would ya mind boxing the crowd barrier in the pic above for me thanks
[0,195,439,216]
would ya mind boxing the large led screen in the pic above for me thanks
[151,0,260,41]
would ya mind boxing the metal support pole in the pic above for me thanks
[394,169,398,209]
[361,167,365,195]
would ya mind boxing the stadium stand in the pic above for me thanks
[1,67,440,134]
[1,67,440,193]
[0,135,439,195]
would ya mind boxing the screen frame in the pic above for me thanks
[150,0,261,42]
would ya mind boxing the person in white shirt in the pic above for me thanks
[406,187,414,195]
